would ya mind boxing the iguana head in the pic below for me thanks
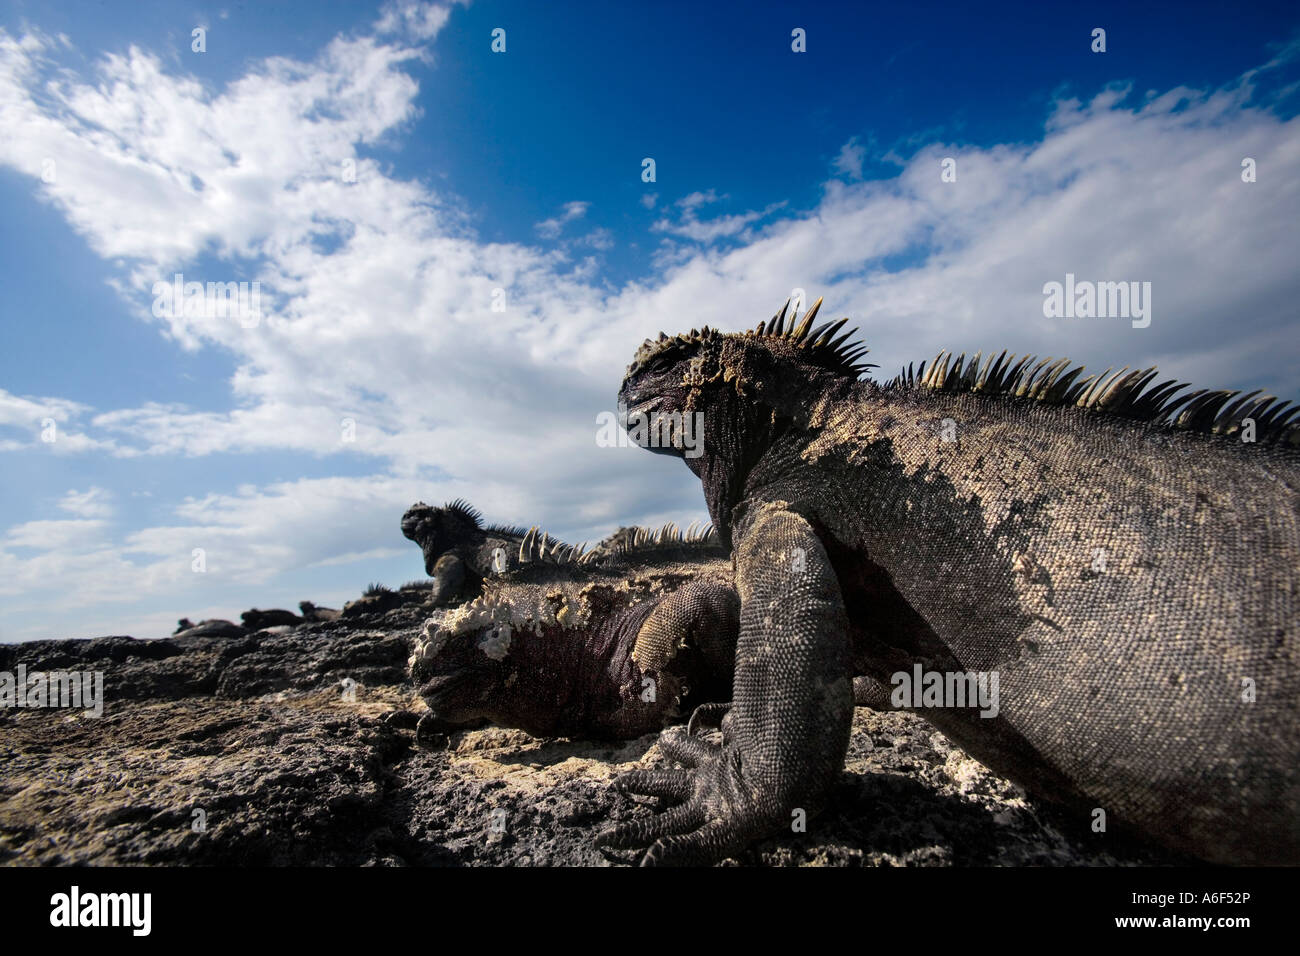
[400,499,484,575]
[407,571,665,738]
[619,297,870,438]
[408,612,518,731]
[618,297,870,539]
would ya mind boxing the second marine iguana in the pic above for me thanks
[406,524,740,740]
[599,296,1300,866]
[400,499,582,605]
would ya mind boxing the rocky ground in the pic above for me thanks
[0,587,1184,866]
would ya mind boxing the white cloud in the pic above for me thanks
[3,518,109,553]
[59,487,114,519]
[309,547,410,568]
[534,200,590,238]
[576,228,614,250]
[834,136,866,179]
[652,198,787,243]
[678,189,724,211]
[374,0,462,41]
[0,387,116,454]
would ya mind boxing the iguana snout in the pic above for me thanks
[408,619,508,727]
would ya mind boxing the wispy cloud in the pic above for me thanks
[59,487,114,519]
[652,191,788,243]
[374,0,462,41]
[534,200,591,238]
[0,388,115,454]
[834,136,866,180]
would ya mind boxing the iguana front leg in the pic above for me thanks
[632,579,739,686]
[428,553,466,605]
[596,505,854,865]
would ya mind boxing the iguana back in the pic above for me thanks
[790,378,1300,862]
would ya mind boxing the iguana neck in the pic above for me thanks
[687,374,859,544]
[460,531,518,577]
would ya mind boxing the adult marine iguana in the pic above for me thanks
[400,499,582,605]
[599,296,1300,866]
[406,523,738,740]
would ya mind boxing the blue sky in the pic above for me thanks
[1,0,1298,641]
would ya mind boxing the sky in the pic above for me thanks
[0,0,1297,642]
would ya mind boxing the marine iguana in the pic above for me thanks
[299,601,341,623]
[405,523,740,740]
[599,296,1300,866]
[401,499,581,605]
[241,608,303,631]
[172,618,246,640]
[402,518,920,740]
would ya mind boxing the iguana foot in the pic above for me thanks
[381,709,451,747]
[413,711,452,748]
[595,728,768,866]
[382,708,421,729]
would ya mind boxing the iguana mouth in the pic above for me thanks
[619,394,693,458]
[619,395,661,426]
[415,671,474,707]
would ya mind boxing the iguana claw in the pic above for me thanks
[379,707,453,747]
[596,739,766,866]
[686,701,731,736]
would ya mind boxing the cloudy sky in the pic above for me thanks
[1,0,1297,642]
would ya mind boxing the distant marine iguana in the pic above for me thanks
[599,296,1300,866]
[172,618,246,640]
[401,499,585,605]
[406,523,738,740]
[298,601,341,623]
[240,608,302,631]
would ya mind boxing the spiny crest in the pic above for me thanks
[745,296,876,379]
[443,498,484,528]
[629,325,721,374]
[513,521,722,567]
[888,349,1300,447]
[629,296,874,381]
[581,521,720,563]
[517,526,585,565]
[484,522,531,538]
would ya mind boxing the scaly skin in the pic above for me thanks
[599,296,1300,865]
[407,534,739,740]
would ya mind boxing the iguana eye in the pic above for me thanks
[645,349,690,375]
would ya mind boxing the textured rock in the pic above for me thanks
[0,600,1182,865]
